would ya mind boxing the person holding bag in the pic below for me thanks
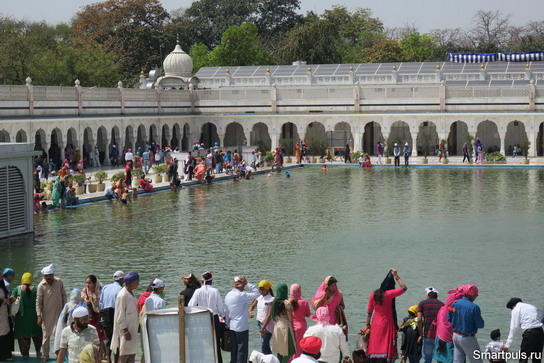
[12,273,43,359]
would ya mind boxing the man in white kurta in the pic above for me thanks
[36,264,66,361]
[304,307,350,363]
[110,271,140,363]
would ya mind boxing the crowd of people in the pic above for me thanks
[1,266,543,363]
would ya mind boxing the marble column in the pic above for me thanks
[499,132,506,154]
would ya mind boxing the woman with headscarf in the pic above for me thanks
[399,305,420,363]
[52,177,61,208]
[80,344,101,363]
[365,268,407,363]
[11,273,43,359]
[433,289,456,363]
[290,284,311,358]
[311,276,345,326]
[261,283,296,363]
[53,288,85,355]
[249,280,275,354]
[82,275,107,361]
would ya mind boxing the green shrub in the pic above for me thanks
[351,151,364,162]
[132,167,144,178]
[94,170,108,183]
[72,174,87,186]
[485,152,506,161]
[111,171,125,182]
[308,138,328,156]
[264,151,275,162]
[152,164,167,175]
[280,138,294,156]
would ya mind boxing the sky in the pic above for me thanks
[2,0,544,33]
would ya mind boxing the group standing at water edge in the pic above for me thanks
[1,266,543,363]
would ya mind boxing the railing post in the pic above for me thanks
[26,77,33,117]
[75,79,83,116]
[529,80,536,111]
[118,81,125,115]
[271,86,277,113]
[156,88,161,115]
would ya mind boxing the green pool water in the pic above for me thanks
[2,166,544,355]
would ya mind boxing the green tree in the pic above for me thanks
[360,39,403,63]
[399,32,437,62]
[189,43,212,74]
[208,23,273,66]
[278,20,342,64]
[252,0,302,49]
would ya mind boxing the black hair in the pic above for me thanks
[184,275,201,290]
[145,279,155,292]
[373,288,385,305]
[86,275,97,285]
[490,329,501,340]
[327,276,338,286]
[202,272,213,285]
[428,292,438,299]
[506,298,522,309]
[272,297,287,319]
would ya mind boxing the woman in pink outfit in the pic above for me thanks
[289,284,311,358]
[365,269,407,363]
[433,289,456,363]
[311,276,344,325]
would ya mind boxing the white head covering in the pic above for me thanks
[72,306,89,318]
[41,264,54,275]
[405,142,409,146]
[425,286,439,294]
[249,350,280,363]
[113,270,125,281]
[394,143,398,146]
[152,278,165,289]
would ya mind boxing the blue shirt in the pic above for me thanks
[99,281,123,309]
[224,283,259,332]
[448,297,484,335]
[142,151,150,161]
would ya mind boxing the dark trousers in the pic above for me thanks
[404,155,409,166]
[394,156,400,166]
[463,153,471,163]
[229,329,249,363]
[520,327,544,363]
[18,336,43,357]
[213,315,223,363]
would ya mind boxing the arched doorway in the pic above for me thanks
[67,127,78,150]
[279,122,300,155]
[305,122,327,155]
[83,127,94,166]
[363,122,384,155]
[476,120,500,153]
[389,121,412,153]
[161,124,170,148]
[330,122,354,150]
[200,123,219,148]
[537,122,544,156]
[35,129,47,154]
[416,121,438,156]
[149,124,158,145]
[49,128,63,168]
[136,124,147,151]
[110,126,120,152]
[504,121,528,156]
[16,130,27,143]
[181,123,190,150]
[448,121,469,155]
[97,126,108,165]
[171,124,181,148]
[224,122,246,148]
[0,129,10,143]
[124,126,134,151]
[251,123,271,151]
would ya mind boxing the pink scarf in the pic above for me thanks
[290,284,302,300]
[316,307,330,326]
[311,276,341,323]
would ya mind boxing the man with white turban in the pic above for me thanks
[36,264,66,362]
[57,306,99,363]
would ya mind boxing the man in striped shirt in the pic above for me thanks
[418,287,444,363]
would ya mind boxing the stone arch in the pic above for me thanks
[0,129,10,143]
[161,124,170,148]
[83,127,94,152]
[448,121,469,156]
[504,121,528,156]
[224,122,246,148]
[389,121,412,150]
[538,122,544,156]
[181,123,190,151]
[149,124,158,145]
[331,121,354,150]
[35,129,47,153]
[16,130,27,143]
[124,125,134,150]
[97,126,108,165]
[476,120,500,153]
[67,127,78,150]
[136,124,147,151]
[171,123,181,148]
[251,123,271,151]
[200,122,219,148]
[416,121,439,156]
[363,122,384,155]
[279,122,300,155]
[49,128,63,168]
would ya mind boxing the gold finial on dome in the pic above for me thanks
[266,67,271,73]
[307,66,312,73]
[226,68,230,74]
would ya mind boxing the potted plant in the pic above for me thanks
[420,133,431,164]
[441,139,449,164]
[264,151,274,166]
[94,170,108,192]
[72,174,87,195]
[152,164,167,183]
[111,171,125,183]
[132,167,144,186]
[485,152,507,164]
[521,141,531,164]
[280,138,293,163]
[88,180,97,193]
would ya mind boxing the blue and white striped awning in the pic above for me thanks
[448,53,498,63]
[497,51,544,62]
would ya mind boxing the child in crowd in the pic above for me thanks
[484,329,506,363]
[399,305,420,363]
